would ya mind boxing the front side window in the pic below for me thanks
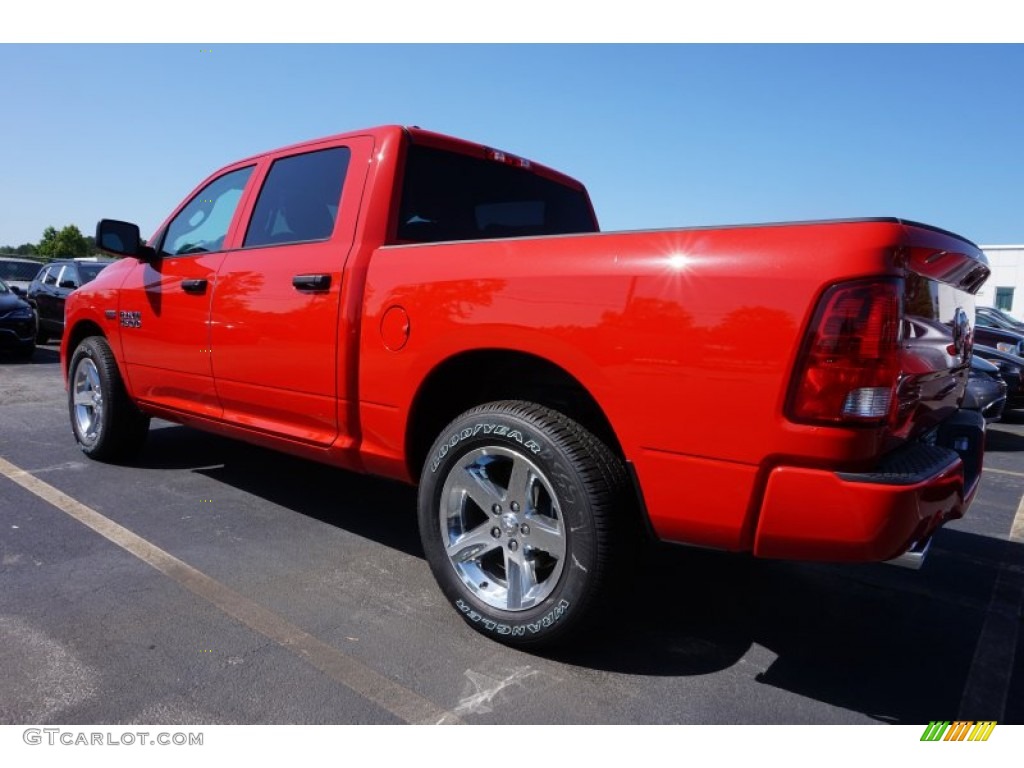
[57,266,79,288]
[161,166,254,256]
[42,267,58,286]
[244,147,351,248]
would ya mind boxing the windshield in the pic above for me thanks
[0,260,41,282]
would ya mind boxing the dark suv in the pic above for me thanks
[27,258,114,343]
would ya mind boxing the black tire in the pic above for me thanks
[418,400,632,648]
[68,336,150,462]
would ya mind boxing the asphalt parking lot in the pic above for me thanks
[1,344,1022,725]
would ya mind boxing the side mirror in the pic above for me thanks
[96,219,156,262]
[9,285,25,297]
[59,280,79,289]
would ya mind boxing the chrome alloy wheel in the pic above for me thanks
[72,357,104,444]
[439,446,566,611]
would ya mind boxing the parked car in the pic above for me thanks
[973,343,1024,410]
[0,277,37,359]
[972,322,1024,357]
[0,256,45,295]
[964,355,1007,423]
[976,305,1024,334]
[27,258,114,343]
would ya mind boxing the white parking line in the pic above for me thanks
[984,467,1024,479]
[0,456,462,725]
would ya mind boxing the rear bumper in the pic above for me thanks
[753,411,985,562]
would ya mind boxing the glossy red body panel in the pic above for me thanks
[753,459,968,561]
[63,125,989,564]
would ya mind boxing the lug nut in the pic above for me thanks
[508,539,519,551]
[510,501,520,512]
[520,524,530,535]
[491,527,501,539]
[492,504,502,514]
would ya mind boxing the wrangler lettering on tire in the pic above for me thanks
[418,400,630,647]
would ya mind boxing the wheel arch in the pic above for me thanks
[405,348,625,480]
[64,320,107,378]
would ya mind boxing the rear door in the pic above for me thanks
[208,136,373,445]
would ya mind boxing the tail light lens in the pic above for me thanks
[788,278,903,425]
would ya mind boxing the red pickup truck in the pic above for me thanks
[63,125,989,647]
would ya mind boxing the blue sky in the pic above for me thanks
[1,44,1022,247]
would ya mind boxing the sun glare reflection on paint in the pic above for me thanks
[666,253,693,271]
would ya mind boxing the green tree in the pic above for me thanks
[0,242,39,256]
[36,225,90,259]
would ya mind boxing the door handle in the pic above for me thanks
[181,278,208,294]
[292,274,331,291]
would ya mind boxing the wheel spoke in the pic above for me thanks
[446,523,501,563]
[525,515,564,558]
[504,549,536,611]
[507,456,532,503]
[460,466,503,514]
[73,389,94,407]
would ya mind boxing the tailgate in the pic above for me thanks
[895,221,990,441]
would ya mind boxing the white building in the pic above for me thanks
[977,245,1024,320]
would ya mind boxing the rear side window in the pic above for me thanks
[244,147,351,248]
[394,145,597,244]
[79,263,108,284]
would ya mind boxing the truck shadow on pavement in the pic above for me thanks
[0,345,59,366]
[137,423,1023,725]
[553,534,1023,724]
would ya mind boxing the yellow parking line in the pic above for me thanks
[0,456,461,725]
[1012,492,1024,544]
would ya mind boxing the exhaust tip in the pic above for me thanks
[886,536,932,570]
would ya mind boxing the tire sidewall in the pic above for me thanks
[418,406,601,644]
[68,339,110,454]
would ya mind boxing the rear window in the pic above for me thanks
[393,145,596,244]
[0,260,41,282]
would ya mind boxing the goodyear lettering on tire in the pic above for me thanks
[431,422,542,473]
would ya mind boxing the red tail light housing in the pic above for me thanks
[788,278,903,425]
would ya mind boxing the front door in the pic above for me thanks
[117,164,256,418]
